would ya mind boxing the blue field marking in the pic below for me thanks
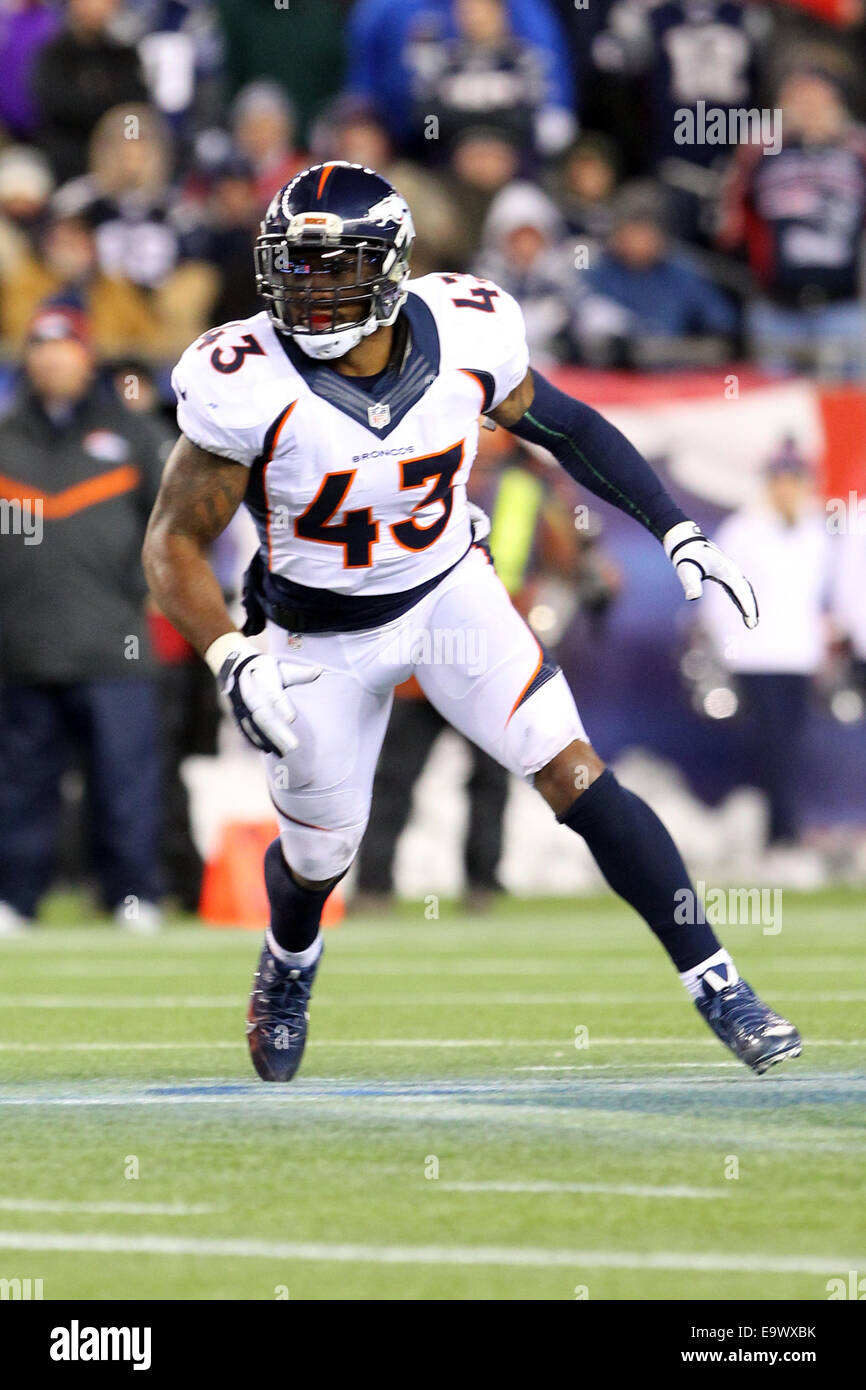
[0,1078,864,1159]
[1,1073,865,1122]
[149,1084,266,1096]
[143,1073,866,1112]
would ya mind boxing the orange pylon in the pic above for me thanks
[199,820,345,929]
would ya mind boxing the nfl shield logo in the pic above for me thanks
[367,401,391,429]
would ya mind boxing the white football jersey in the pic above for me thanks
[171,274,529,606]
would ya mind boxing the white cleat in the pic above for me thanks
[113,901,163,935]
[0,902,33,937]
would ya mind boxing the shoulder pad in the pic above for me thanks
[171,313,299,466]
[408,273,529,410]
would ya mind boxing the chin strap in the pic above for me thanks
[279,277,409,362]
[292,313,378,362]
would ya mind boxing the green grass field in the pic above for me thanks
[0,891,864,1301]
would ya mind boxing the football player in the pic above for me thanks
[143,162,801,1081]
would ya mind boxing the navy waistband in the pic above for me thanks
[242,545,472,636]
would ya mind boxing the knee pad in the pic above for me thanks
[500,670,587,780]
[277,819,365,883]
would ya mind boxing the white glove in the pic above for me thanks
[663,521,759,630]
[467,501,491,544]
[204,633,321,757]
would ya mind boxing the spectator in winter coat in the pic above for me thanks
[53,103,217,353]
[0,0,62,141]
[231,82,307,212]
[547,133,621,244]
[0,302,167,933]
[346,0,576,153]
[32,0,148,184]
[718,64,866,377]
[409,0,563,164]
[574,181,738,367]
[473,181,575,365]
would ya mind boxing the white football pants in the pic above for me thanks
[264,545,587,880]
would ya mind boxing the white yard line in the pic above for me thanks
[0,1038,863,1052]
[0,1230,859,1275]
[4,958,863,983]
[0,908,861,953]
[515,1063,739,1072]
[0,991,864,1008]
[0,1041,238,1051]
[578,1037,866,1047]
[0,1045,237,1050]
[437,1181,729,1198]
[318,958,866,977]
[30,964,234,978]
[0,997,239,1009]
[0,1199,215,1215]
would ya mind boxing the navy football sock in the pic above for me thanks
[264,838,332,955]
[557,769,719,972]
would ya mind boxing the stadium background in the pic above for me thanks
[4,0,866,906]
[0,0,864,1308]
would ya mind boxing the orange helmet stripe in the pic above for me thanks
[316,163,336,200]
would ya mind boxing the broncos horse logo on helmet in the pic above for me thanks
[254,162,416,362]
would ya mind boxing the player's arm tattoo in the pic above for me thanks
[148,435,249,545]
[142,435,250,657]
[488,369,535,429]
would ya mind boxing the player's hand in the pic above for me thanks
[663,521,759,630]
[210,638,321,756]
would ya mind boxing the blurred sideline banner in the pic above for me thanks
[548,366,866,505]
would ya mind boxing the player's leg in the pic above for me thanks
[534,739,723,975]
[417,548,800,1074]
[535,738,801,1072]
[247,624,397,1081]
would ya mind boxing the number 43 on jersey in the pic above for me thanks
[294,441,465,569]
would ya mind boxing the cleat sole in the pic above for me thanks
[752,1041,803,1076]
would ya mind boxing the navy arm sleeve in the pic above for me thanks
[506,372,689,542]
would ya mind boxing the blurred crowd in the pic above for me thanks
[2,0,866,380]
